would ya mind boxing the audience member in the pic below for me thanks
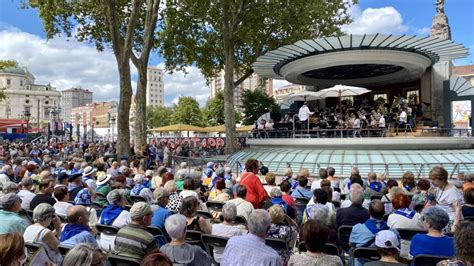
[227,185,254,220]
[341,183,370,209]
[409,206,454,258]
[365,172,386,199]
[221,209,281,265]
[335,187,369,229]
[62,243,106,266]
[264,172,279,195]
[462,188,474,218]
[310,168,328,191]
[53,185,73,217]
[131,174,153,203]
[114,202,158,260]
[164,180,183,212]
[29,178,56,210]
[99,189,131,228]
[291,175,312,200]
[180,196,211,234]
[17,176,36,210]
[151,187,172,232]
[270,188,296,219]
[350,200,391,247]
[365,230,404,266]
[209,179,230,202]
[60,205,98,247]
[0,233,26,266]
[160,214,213,265]
[68,173,84,199]
[401,171,417,195]
[266,204,295,243]
[239,159,269,208]
[24,203,63,264]
[95,174,112,206]
[381,179,402,214]
[280,180,296,209]
[438,220,474,266]
[211,203,242,262]
[141,250,173,266]
[326,166,340,189]
[288,220,343,265]
[82,166,97,190]
[305,189,334,225]
[321,179,340,203]
[73,187,98,228]
[411,178,431,211]
[0,193,28,234]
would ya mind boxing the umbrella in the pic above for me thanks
[205,125,226,133]
[314,85,371,114]
[281,90,323,102]
[149,123,208,133]
[236,125,254,132]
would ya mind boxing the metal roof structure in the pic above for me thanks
[228,148,474,178]
[253,34,469,87]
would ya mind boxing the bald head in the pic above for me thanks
[1,165,12,174]
[369,199,385,220]
[67,205,89,225]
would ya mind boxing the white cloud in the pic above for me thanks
[342,6,408,35]
[273,79,291,90]
[415,27,431,35]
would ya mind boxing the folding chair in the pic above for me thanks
[323,243,340,256]
[351,247,380,266]
[129,195,147,203]
[25,242,42,257]
[412,254,452,266]
[146,226,164,236]
[265,238,288,252]
[19,209,33,224]
[197,210,213,220]
[96,224,119,252]
[108,254,141,266]
[58,244,71,256]
[206,201,225,212]
[234,215,247,226]
[337,225,353,254]
[185,230,205,250]
[397,229,427,241]
[201,234,229,264]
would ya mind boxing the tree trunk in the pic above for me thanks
[222,1,237,155]
[134,65,147,156]
[116,61,133,159]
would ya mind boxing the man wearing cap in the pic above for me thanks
[68,173,85,200]
[18,176,36,210]
[82,166,97,190]
[99,189,131,228]
[60,205,98,248]
[114,202,158,260]
[151,187,172,233]
[365,230,403,266]
[0,193,29,234]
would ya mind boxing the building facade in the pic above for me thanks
[146,67,164,107]
[210,71,273,111]
[452,64,474,86]
[60,88,93,122]
[273,84,307,102]
[0,67,61,127]
[71,101,117,141]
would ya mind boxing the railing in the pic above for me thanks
[250,128,388,138]
[420,128,472,137]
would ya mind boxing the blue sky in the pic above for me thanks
[0,0,473,104]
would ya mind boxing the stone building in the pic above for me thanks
[60,88,93,122]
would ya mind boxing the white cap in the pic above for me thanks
[375,230,400,250]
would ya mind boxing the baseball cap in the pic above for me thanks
[375,230,400,250]
[130,202,153,219]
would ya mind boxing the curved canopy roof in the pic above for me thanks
[0,67,26,76]
[253,34,469,86]
[228,148,474,178]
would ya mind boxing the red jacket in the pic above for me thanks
[239,172,268,208]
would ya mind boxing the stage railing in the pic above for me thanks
[420,128,472,137]
[250,128,388,138]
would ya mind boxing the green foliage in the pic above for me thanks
[203,90,241,126]
[146,106,173,128]
[242,89,279,125]
[0,60,18,69]
[172,96,204,126]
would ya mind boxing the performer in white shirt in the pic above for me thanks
[298,102,314,129]
[396,108,408,135]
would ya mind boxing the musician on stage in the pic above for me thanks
[298,102,314,130]
[395,107,408,135]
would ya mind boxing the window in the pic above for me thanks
[373,93,388,102]
[406,89,420,105]
[6,79,11,85]
[20,80,23,86]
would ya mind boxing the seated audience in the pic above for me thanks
[305,188,335,224]
[409,206,455,258]
[164,180,183,212]
[341,183,370,209]
[95,174,112,206]
[350,199,391,247]
[211,203,242,262]
[239,159,269,208]
[67,173,85,200]
[335,187,369,229]
[0,233,26,266]
[160,214,212,265]
[131,174,153,203]
[310,168,328,191]
[180,179,200,200]
[114,202,158,260]
[141,250,173,266]
[53,185,73,217]
[151,187,172,232]
[18,176,36,210]
[221,209,281,265]
[462,188,474,218]
[364,172,387,199]
[280,180,296,209]
[411,178,431,211]
[180,196,211,234]
[381,179,402,214]
[365,230,404,266]
[326,166,340,189]
[270,188,296,219]
[74,187,98,228]
[60,205,98,247]
[208,179,231,202]
[401,171,418,195]
[321,179,340,203]
[304,203,338,245]
[291,175,312,200]
[29,178,56,210]
[438,220,474,266]
[62,243,106,266]
[0,193,28,234]
[24,203,63,264]
[289,220,343,265]
[99,189,131,228]
[266,204,295,243]
[227,185,254,220]
[264,172,280,195]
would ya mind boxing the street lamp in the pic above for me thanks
[108,113,116,142]
[24,110,31,133]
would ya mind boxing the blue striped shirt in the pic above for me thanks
[221,233,281,266]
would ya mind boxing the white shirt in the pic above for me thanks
[100,210,132,228]
[310,180,321,191]
[341,198,370,209]
[353,118,361,129]
[378,116,386,128]
[399,111,407,123]
[435,185,464,220]
[227,198,254,221]
[212,223,243,262]
[180,190,200,200]
[18,189,36,210]
[298,105,313,121]
[53,201,73,217]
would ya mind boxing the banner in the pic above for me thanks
[149,137,247,149]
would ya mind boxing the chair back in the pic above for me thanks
[201,234,229,264]
[197,210,213,220]
[294,197,309,205]
[19,209,33,224]
[206,201,225,212]
[26,210,34,222]
[464,216,474,221]
[265,238,288,252]
[185,230,203,244]
[397,229,427,241]
[412,255,453,266]
[25,242,42,257]
[370,195,383,201]
[234,215,247,226]
[298,242,339,256]
[130,195,146,203]
[332,201,341,208]
[108,254,141,266]
[57,245,71,256]
[337,225,353,253]
[146,226,164,236]
[96,224,119,235]
[352,247,380,266]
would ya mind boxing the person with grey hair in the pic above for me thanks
[0,193,29,234]
[164,180,183,212]
[23,203,63,264]
[0,165,14,195]
[131,174,153,203]
[98,189,131,228]
[18,176,36,210]
[175,168,187,190]
[211,202,242,262]
[221,209,281,265]
[340,183,370,209]
[335,185,369,229]
[62,243,105,266]
[409,206,455,258]
[160,214,213,265]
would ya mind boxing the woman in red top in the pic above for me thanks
[239,159,269,208]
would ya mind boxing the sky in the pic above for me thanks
[0,0,473,106]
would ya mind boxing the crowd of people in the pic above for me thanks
[0,139,473,266]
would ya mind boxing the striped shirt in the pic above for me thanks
[114,223,158,260]
[221,233,281,266]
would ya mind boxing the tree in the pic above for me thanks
[203,90,241,126]
[146,106,173,128]
[160,0,353,154]
[241,88,279,125]
[172,96,204,126]
[0,60,18,69]
[29,0,161,158]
